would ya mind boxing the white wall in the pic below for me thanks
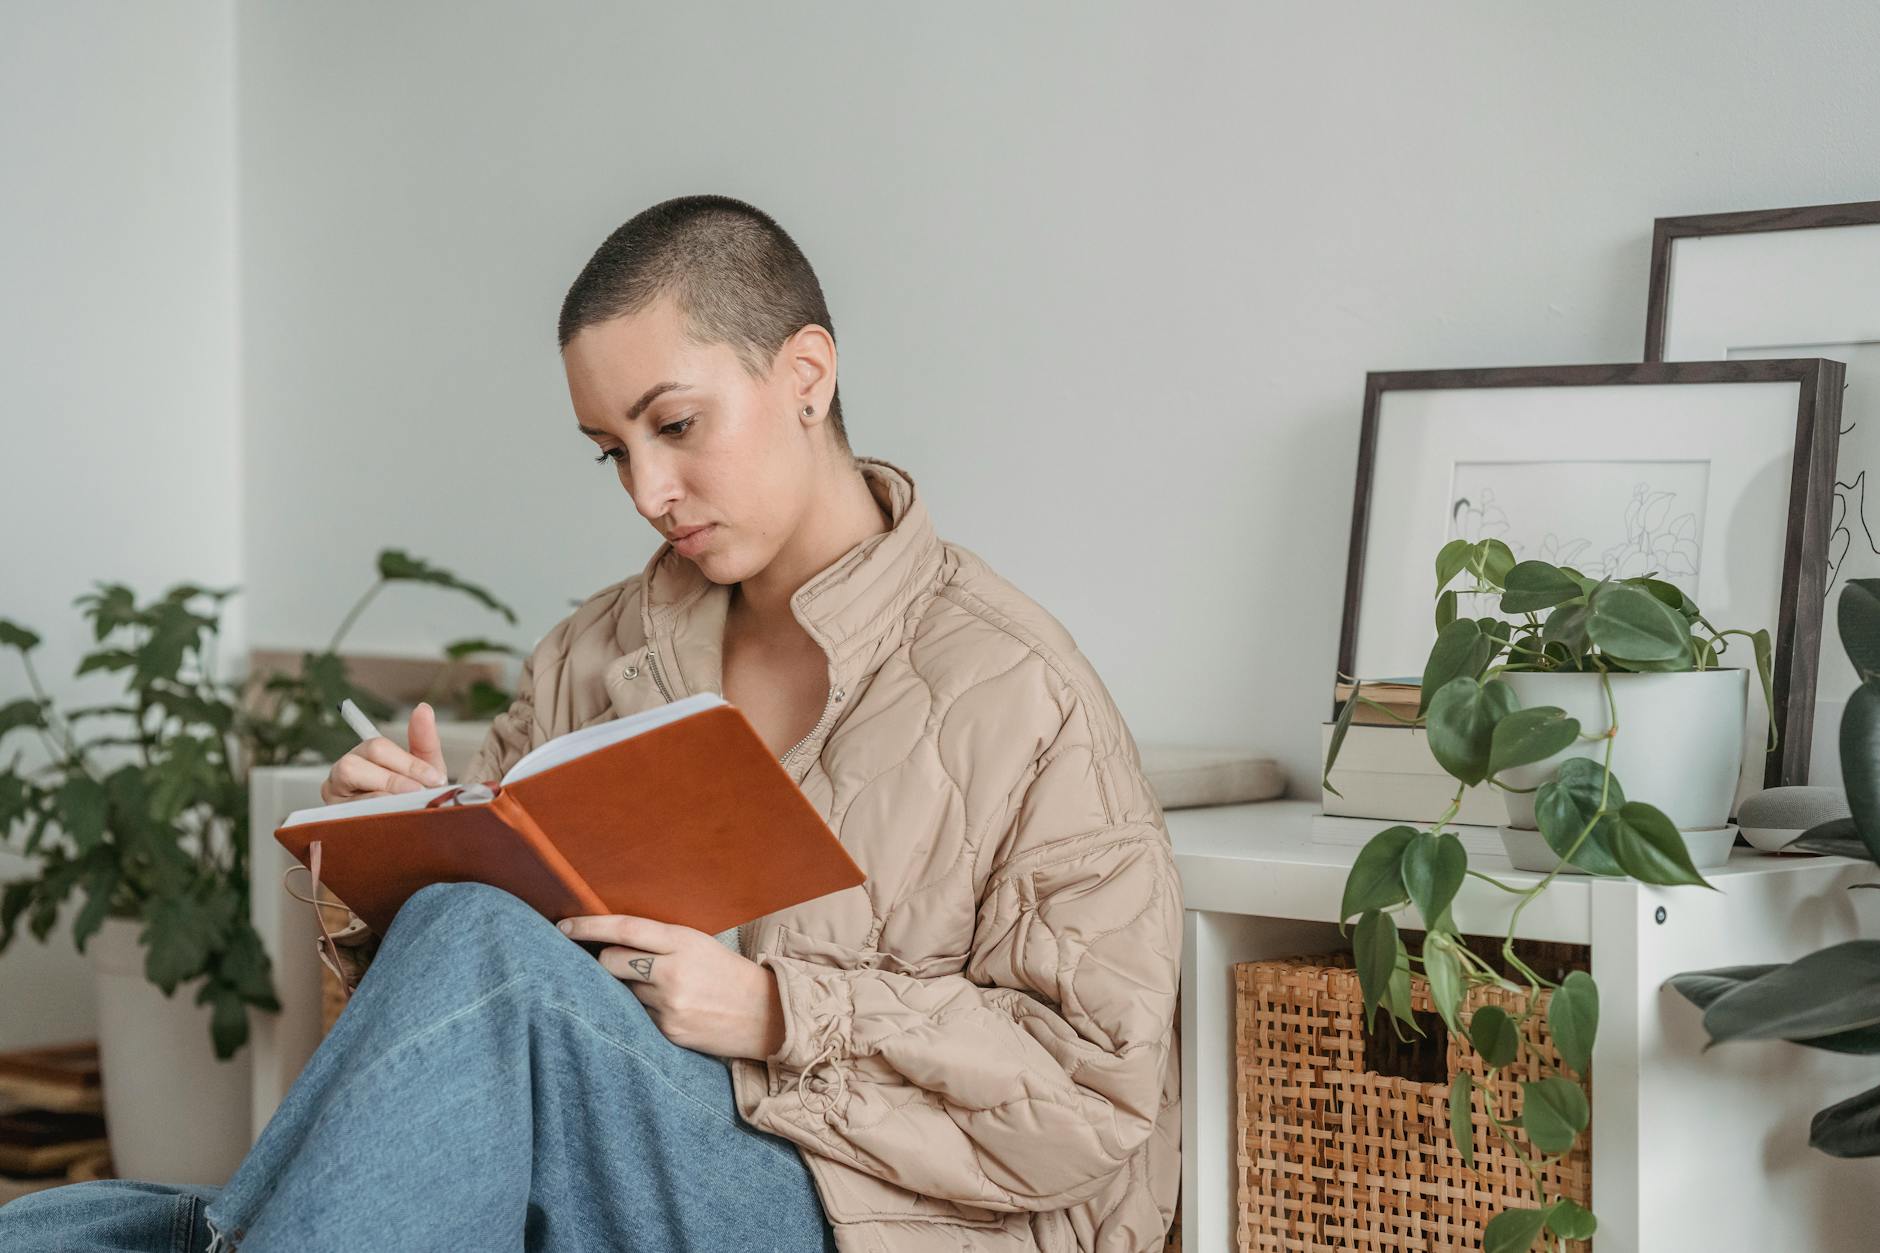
[8,0,1880,1047]
[233,0,1880,793]
[0,1,239,1049]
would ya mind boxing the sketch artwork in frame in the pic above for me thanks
[1337,360,1842,803]
[1646,198,1880,786]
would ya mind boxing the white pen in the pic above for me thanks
[340,698,449,789]
[338,698,383,743]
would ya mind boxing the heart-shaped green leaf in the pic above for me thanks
[1484,1205,1551,1253]
[1533,758,1626,875]
[1500,562,1583,615]
[1449,1071,1475,1168]
[1322,680,1362,799]
[1435,589,1458,631]
[1546,1198,1597,1240]
[1521,1076,1589,1154]
[1424,932,1465,1033]
[1403,832,1467,926]
[1419,620,1489,716]
[1355,909,1400,1029]
[1586,581,1689,663]
[1470,1005,1519,1068]
[1542,601,1591,656]
[1474,539,1516,588]
[1436,538,1474,595]
[1427,677,1518,786]
[1488,705,1581,776]
[1610,801,1710,887]
[1548,970,1598,1077]
[1340,825,1417,921]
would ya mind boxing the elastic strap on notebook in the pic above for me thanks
[280,842,349,997]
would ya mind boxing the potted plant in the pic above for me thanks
[0,550,515,1184]
[1670,577,1880,1158]
[1323,536,1775,1247]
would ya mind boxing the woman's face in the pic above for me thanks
[563,297,829,584]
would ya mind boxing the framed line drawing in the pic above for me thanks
[1646,198,1880,785]
[1337,360,1843,799]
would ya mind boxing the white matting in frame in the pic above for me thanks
[1650,206,1880,786]
[1352,375,1817,810]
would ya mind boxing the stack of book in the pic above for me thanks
[0,1040,112,1202]
[1323,681,1505,827]
[1332,679,1421,726]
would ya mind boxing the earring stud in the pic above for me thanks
[802,405,814,417]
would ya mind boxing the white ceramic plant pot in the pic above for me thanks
[90,915,252,1185]
[1493,668,1747,872]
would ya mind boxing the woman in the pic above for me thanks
[0,195,1183,1252]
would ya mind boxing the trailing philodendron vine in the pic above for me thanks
[1324,538,1776,1251]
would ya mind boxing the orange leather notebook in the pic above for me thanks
[273,693,865,939]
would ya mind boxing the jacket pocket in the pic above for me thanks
[770,923,881,970]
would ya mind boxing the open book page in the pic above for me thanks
[278,691,728,828]
[501,691,725,783]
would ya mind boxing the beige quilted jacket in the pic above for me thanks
[316,456,1183,1253]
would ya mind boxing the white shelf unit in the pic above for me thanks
[1167,799,1880,1253]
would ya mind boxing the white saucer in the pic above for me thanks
[1498,823,1738,874]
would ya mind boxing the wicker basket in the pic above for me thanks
[1234,938,1591,1252]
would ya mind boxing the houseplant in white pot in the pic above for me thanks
[1322,536,1775,1247]
[1332,538,1774,874]
[0,550,516,1185]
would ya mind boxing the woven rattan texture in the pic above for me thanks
[1234,944,1592,1252]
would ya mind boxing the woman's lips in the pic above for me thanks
[672,525,716,556]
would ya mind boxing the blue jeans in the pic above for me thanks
[0,881,837,1252]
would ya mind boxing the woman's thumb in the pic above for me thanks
[408,701,446,775]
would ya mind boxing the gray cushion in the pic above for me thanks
[1137,743,1285,810]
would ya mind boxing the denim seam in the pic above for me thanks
[203,972,536,1244]
[544,998,804,1172]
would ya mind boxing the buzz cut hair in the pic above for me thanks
[558,194,847,452]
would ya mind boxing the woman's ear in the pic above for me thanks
[784,322,836,417]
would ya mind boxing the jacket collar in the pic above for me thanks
[632,456,944,708]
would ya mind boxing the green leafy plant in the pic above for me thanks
[0,550,517,1059]
[1326,537,1777,1248]
[1671,577,1880,1157]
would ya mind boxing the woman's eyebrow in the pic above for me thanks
[576,381,693,437]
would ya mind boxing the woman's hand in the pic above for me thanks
[320,701,449,804]
[556,914,786,1061]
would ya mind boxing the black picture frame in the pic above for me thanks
[1644,199,1880,362]
[1337,359,1844,790]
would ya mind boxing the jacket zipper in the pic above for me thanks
[780,682,843,768]
[646,644,673,701]
[644,643,843,962]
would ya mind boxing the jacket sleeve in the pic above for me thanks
[744,693,1184,1212]
[316,633,556,993]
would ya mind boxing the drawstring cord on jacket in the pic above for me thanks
[796,1014,849,1117]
